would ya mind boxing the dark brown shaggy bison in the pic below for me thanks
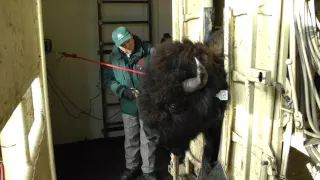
[137,28,228,180]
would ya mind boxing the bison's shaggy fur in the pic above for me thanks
[137,29,228,179]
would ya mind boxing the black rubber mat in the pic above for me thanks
[206,162,227,180]
[54,136,173,180]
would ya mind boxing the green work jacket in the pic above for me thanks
[104,35,153,116]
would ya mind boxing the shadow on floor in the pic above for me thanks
[54,136,173,180]
[287,147,313,180]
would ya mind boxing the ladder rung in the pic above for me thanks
[101,0,148,3]
[106,126,124,132]
[101,21,149,24]
[97,50,112,55]
[103,42,114,46]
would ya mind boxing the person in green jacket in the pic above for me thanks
[104,26,158,180]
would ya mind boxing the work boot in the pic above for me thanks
[143,172,157,180]
[120,168,141,180]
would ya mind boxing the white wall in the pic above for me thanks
[42,0,172,144]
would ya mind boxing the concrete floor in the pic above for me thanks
[287,147,313,180]
[53,137,316,180]
[54,136,173,180]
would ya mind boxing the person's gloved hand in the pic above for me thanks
[122,88,135,100]
[131,88,140,97]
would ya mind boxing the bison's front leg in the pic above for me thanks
[197,118,223,180]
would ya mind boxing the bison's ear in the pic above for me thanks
[182,57,208,93]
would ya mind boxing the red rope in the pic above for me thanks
[60,52,146,75]
[0,162,4,180]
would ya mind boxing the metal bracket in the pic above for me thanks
[280,108,292,128]
[294,111,304,129]
[233,69,293,105]
[270,82,293,106]
[280,107,304,130]
[247,68,272,84]
[279,107,294,179]
[261,156,278,176]
[232,68,271,85]
[233,69,294,114]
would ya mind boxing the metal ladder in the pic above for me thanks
[96,0,152,137]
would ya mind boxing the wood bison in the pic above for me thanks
[136,28,228,180]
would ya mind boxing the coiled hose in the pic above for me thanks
[294,0,320,163]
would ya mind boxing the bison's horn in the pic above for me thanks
[182,57,208,93]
